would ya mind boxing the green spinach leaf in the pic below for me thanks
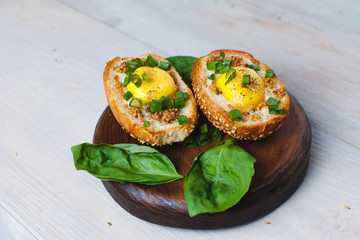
[72,143,183,185]
[184,139,256,217]
[166,56,197,87]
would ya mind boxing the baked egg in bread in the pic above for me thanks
[103,54,198,146]
[191,50,290,140]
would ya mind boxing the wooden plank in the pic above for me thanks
[0,0,358,239]
[60,0,360,148]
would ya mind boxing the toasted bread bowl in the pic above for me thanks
[103,54,198,146]
[192,50,290,140]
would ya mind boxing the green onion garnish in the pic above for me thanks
[269,107,285,114]
[219,64,230,74]
[211,128,224,141]
[131,74,142,88]
[200,124,208,134]
[143,121,150,127]
[142,73,150,83]
[129,98,143,109]
[145,55,158,67]
[184,137,197,148]
[158,61,172,71]
[124,76,130,87]
[150,99,162,112]
[217,52,225,62]
[276,108,285,114]
[174,98,185,108]
[247,64,260,71]
[268,105,278,110]
[126,61,139,68]
[125,68,134,76]
[265,69,274,78]
[224,59,231,66]
[160,96,173,110]
[267,97,280,106]
[242,75,250,85]
[177,115,188,125]
[196,134,211,146]
[207,61,216,70]
[176,92,189,101]
[229,109,243,121]
[123,91,133,101]
[225,68,237,85]
[134,58,144,67]
[209,74,216,80]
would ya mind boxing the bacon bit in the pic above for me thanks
[107,222,112,226]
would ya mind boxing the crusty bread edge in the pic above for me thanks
[103,54,198,146]
[191,50,290,140]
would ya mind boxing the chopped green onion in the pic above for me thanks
[142,73,150,83]
[229,109,243,121]
[247,64,260,71]
[225,68,237,85]
[196,134,211,146]
[265,69,274,78]
[209,73,216,80]
[131,74,142,88]
[276,108,285,114]
[158,61,172,71]
[200,124,208,134]
[150,99,162,112]
[184,137,197,148]
[177,115,188,125]
[160,96,173,110]
[145,55,158,67]
[267,97,281,106]
[217,52,225,62]
[269,107,285,114]
[143,121,150,127]
[124,76,130,87]
[125,68,134,76]
[211,128,224,141]
[268,105,278,110]
[126,61,139,68]
[219,64,230,74]
[215,62,225,74]
[176,92,189,101]
[129,98,143,109]
[224,59,231,66]
[123,91,133,101]
[242,75,250,85]
[207,61,216,70]
[174,98,185,108]
[134,58,144,67]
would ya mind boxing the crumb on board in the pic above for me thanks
[266,221,271,224]
[344,205,350,210]
[107,221,112,227]
[14,152,18,157]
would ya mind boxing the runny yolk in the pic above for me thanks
[214,66,265,111]
[126,67,177,105]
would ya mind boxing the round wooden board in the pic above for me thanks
[93,94,311,229]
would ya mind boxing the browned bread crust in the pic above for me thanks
[191,50,290,140]
[103,54,198,146]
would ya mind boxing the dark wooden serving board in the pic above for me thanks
[93,94,311,229]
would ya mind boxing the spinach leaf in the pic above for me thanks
[166,56,197,87]
[72,143,183,185]
[184,139,256,217]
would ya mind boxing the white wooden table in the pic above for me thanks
[1,0,359,239]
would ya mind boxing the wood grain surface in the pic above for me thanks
[93,94,311,229]
[1,0,359,239]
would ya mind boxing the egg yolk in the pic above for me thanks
[126,67,177,105]
[214,66,265,110]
